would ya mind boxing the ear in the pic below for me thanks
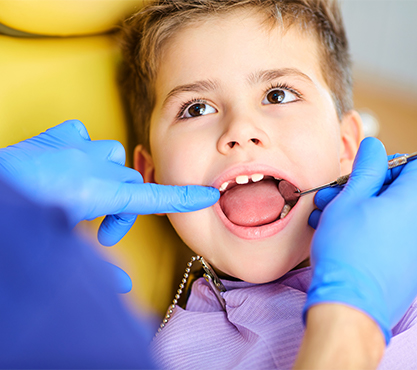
[134,145,166,216]
[339,110,364,175]
[134,144,156,183]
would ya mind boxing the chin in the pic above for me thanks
[232,267,295,284]
[215,246,311,284]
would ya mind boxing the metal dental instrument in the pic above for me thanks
[297,151,417,196]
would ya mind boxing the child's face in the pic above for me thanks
[136,10,362,283]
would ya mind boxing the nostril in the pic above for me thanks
[225,138,261,149]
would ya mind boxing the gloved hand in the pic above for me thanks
[0,120,219,246]
[304,137,417,343]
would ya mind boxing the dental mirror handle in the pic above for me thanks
[298,151,417,197]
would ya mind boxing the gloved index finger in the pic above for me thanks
[343,137,387,200]
[119,182,220,215]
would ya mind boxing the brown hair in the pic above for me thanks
[119,0,352,152]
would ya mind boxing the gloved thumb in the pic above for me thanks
[342,137,387,200]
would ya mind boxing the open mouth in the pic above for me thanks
[218,174,300,228]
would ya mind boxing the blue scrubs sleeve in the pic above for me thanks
[0,177,154,369]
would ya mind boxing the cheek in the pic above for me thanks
[283,115,341,183]
[152,132,211,186]
[340,159,354,175]
[167,211,212,256]
[269,100,340,147]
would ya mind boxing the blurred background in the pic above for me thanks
[341,0,417,154]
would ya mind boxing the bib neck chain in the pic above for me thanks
[155,256,227,337]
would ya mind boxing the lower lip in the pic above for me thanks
[213,201,296,240]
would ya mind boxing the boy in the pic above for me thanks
[119,0,416,368]
[122,0,361,284]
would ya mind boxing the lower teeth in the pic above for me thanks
[280,204,291,219]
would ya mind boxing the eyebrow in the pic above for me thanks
[163,79,220,107]
[247,68,314,85]
[162,68,313,107]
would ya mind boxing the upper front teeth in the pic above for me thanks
[251,174,264,182]
[236,175,249,184]
[219,182,228,191]
[219,173,267,191]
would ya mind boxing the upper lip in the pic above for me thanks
[211,163,299,190]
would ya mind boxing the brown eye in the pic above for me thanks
[262,88,297,105]
[188,103,206,117]
[267,89,285,104]
[182,101,217,118]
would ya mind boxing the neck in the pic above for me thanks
[212,257,311,282]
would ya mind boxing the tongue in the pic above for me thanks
[220,179,285,227]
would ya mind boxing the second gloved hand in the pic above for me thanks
[0,120,219,246]
[304,137,417,343]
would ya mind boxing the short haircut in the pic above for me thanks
[119,0,352,152]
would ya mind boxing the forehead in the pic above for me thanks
[153,9,327,102]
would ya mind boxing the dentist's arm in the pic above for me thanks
[0,120,219,246]
[294,304,384,369]
[294,138,417,369]
[0,177,155,369]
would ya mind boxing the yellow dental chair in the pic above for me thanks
[0,0,191,318]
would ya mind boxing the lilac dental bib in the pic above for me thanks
[151,267,311,369]
[151,266,417,369]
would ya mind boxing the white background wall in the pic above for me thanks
[341,0,417,94]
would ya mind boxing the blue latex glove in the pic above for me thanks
[0,120,220,246]
[304,137,417,343]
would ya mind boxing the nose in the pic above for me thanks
[217,114,270,154]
